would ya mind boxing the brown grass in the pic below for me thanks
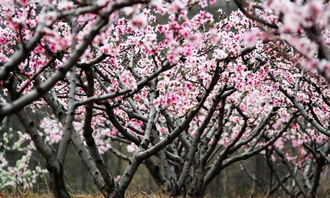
[0,192,280,198]
[0,193,185,198]
[2,192,315,198]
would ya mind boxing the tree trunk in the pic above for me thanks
[14,109,69,198]
[46,162,70,198]
[187,185,205,198]
[187,166,205,198]
[307,157,325,198]
[111,189,125,198]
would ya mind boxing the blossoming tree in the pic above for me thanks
[0,0,329,198]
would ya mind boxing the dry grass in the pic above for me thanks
[126,193,185,198]
[0,193,103,198]
[0,192,281,198]
[0,193,317,198]
[0,193,185,198]
[0,192,273,198]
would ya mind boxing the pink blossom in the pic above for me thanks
[130,14,148,28]
[58,1,74,10]
[292,140,300,148]
[243,29,260,47]
[209,0,216,5]
[0,0,13,7]
[224,24,231,31]
[127,143,138,153]
[168,0,184,14]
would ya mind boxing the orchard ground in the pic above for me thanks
[0,193,303,198]
[1,191,330,198]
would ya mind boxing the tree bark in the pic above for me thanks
[46,162,70,198]
[187,163,206,198]
[16,110,69,198]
